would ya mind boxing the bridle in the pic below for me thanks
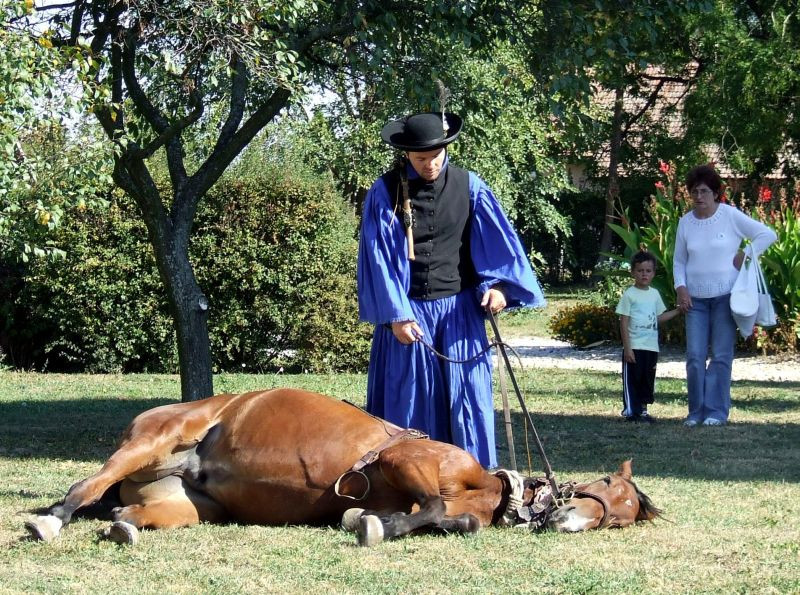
[493,473,616,531]
[492,469,526,527]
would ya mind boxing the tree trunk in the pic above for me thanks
[148,213,214,402]
[115,162,214,402]
[163,248,213,402]
[597,85,625,267]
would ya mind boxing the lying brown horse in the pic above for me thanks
[26,388,661,546]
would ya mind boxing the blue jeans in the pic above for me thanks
[685,294,737,423]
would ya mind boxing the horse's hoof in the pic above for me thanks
[101,521,139,545]
[357,515,384,547]
[341,508,365,532]
[25,515,63,542]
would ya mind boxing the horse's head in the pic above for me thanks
[542,460,662,532]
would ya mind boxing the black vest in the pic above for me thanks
[383,165,477,300]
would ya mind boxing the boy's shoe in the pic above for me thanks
[624,415,641,423]
[702,417,725,426]
[683,419,699,427]
[640,413,656,424]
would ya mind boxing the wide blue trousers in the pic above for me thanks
[365,290,496,468]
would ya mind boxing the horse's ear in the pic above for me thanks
[618,459,633,480]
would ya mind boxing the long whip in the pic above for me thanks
[486,310,560,497]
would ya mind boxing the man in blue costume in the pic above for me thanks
[357,111,545,468]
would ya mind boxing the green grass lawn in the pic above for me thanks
[1,368,798,594]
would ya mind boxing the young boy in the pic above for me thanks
[615,251,680,423]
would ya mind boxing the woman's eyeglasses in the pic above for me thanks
[690,188,714,197]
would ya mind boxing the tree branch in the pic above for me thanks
[129,96,203,161]
[214,55,248,150]
[68,0,85,44]
[33,1,78,11]
[638,73,692,84]
[119,24,193,189]
[173,86,292,239]
[121,27,170,135]
[622,79,666,136]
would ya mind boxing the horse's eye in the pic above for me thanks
[603,476,612,486]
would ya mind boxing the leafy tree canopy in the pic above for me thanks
[0,0,112,260]
[684,0,800,177]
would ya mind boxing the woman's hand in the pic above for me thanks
[623,348,636,364]
[481,287,507,314]
[391,321,423,344]
[733,250,745,270]
[676,286,692,313]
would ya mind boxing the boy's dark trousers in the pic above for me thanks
[621,349,659,417]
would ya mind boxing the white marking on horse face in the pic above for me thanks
[625,498,633,507]
[555,510,593,532]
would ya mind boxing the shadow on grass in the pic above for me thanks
[548,370,800,414]
[496,409,800,484]
[1,393,797,487]
[633,390,800,414]
[0,397,174,461]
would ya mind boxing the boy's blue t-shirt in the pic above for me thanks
[615,286,667,352]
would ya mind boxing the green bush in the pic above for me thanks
[3,199,176,372]
[548,303,619,347]
[193,160,372,372]
[0,158,372,372]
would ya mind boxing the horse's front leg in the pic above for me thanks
[347,453,478,546]
[356,495,446,546]
[349,498,481,546]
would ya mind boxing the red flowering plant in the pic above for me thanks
[747,183,800,352]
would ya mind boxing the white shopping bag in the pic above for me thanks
[754,257,777,328]
[730,247,759,338]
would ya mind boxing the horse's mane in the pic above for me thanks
[631,480,664,521]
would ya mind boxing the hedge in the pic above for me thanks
[0,161,372,373]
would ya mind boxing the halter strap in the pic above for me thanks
[570,490,611,529]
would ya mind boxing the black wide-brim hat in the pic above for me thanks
[380,112,463,151]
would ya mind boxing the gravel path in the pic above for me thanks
[499,337,800,383]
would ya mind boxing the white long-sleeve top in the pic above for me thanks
[673,203,777,298]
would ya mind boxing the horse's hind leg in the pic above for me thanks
[26,430,189,541]
[98,476,226,545]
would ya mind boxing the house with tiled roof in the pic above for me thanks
[569,63,789,190]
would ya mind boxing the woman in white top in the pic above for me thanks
[673,165,777,427]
